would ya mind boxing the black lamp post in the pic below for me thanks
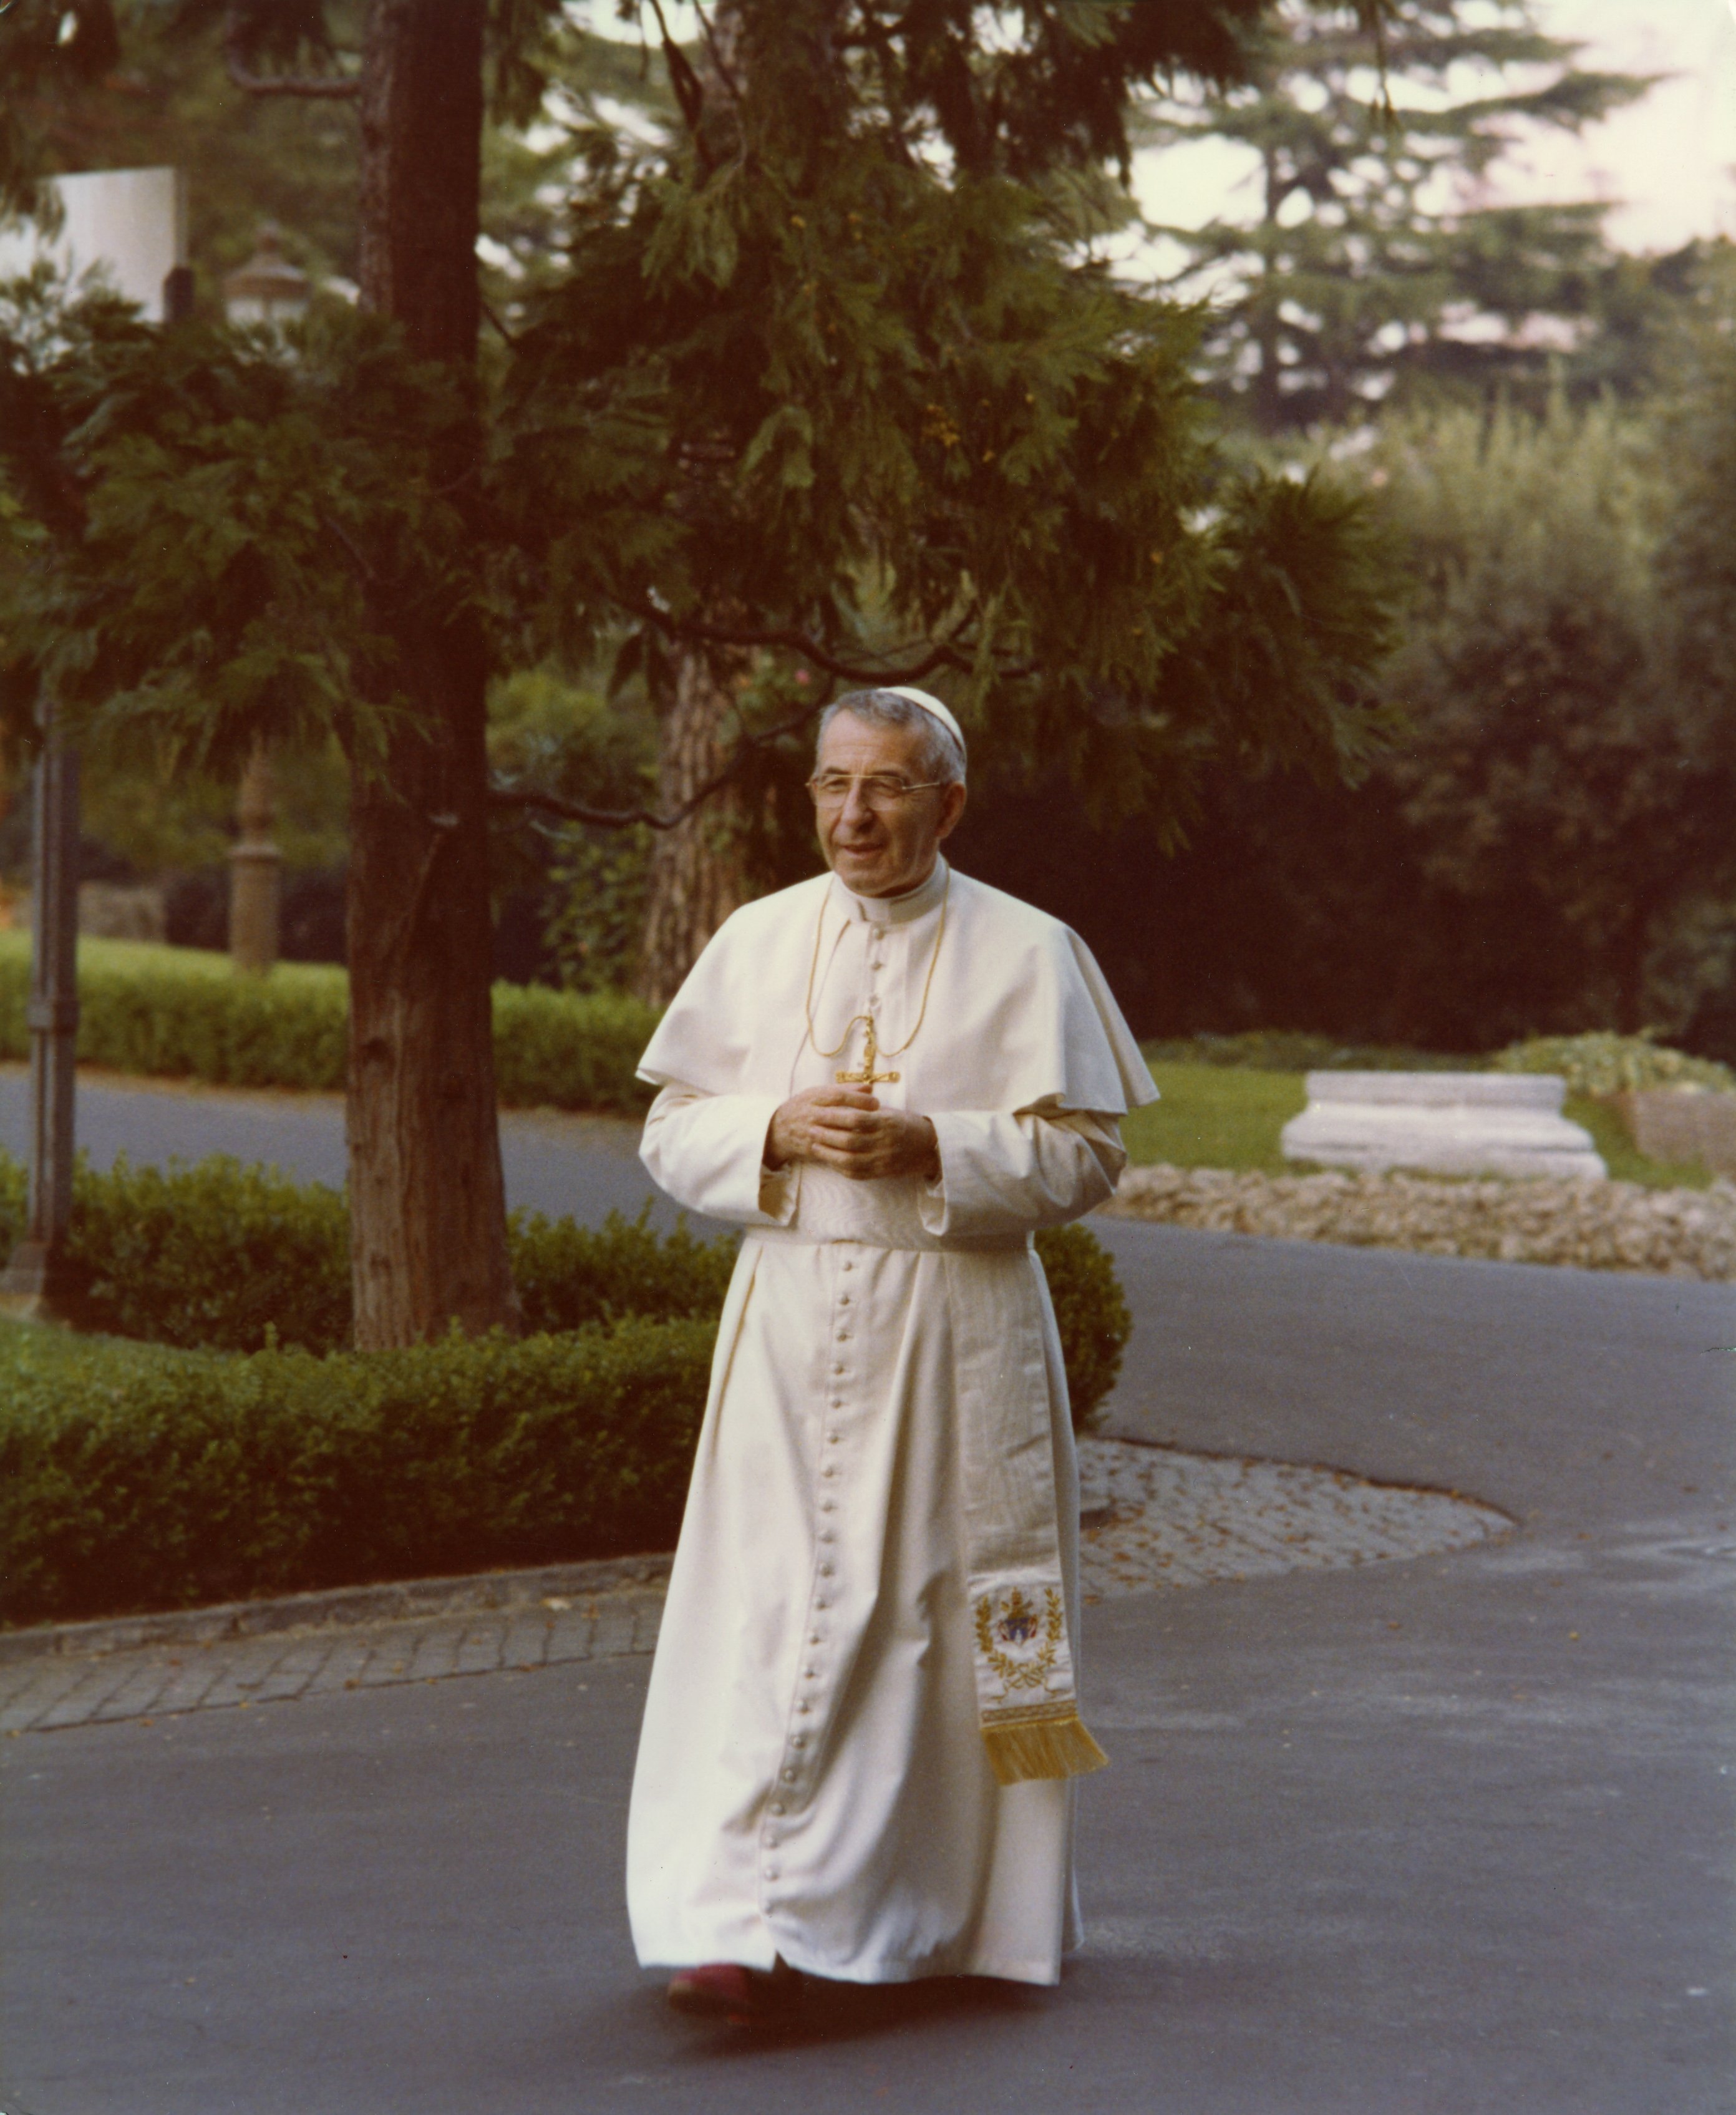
[0,176,208,1322]
[0,721,83,1321]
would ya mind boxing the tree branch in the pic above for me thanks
[624,599,978,685]
[691,0,743,104]
[319,511,378,584]
[488,691,835,834]
[224,9,359,99]
[480,296,521,348]
[646,0,706,135]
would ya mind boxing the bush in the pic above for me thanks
[0,1220,1133,1626]
[488,981,660,1113]
[0,1147,737,1355]
[1495,1029,1735,1100]
[0,933,659,1111]
[0,1150,1127,1426]
[0,936,347,1089]
[74,1155,351,1353]
[0,1143,1134,1624]
[512,1207,738,1335]
[1034,1222,1131,1431]
[0,1316,716,1628]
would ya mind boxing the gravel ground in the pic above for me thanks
[1103,1161,1736,1278]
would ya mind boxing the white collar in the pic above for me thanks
[835,855,949,928]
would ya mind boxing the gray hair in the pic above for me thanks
[817,689,967,784]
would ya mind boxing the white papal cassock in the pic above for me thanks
[626,857,1157,1986]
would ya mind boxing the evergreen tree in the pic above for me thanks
[498,0,1402,997]
[0,0,1406,1342]
[1141,0,1650,430]
[958,388,1736,1055]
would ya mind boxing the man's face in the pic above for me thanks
[813,711,967,898]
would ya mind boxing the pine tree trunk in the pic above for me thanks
[345,0,519,1348]
[634,641,754,1008]
[1254,145,1284,433]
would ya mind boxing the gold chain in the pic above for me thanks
[803,866,951,1072]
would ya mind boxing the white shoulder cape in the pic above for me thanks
[637,866,1158,1117]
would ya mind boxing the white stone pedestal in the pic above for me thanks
[1281,1072,1606,1180]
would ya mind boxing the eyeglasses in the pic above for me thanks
[806,772,948,810]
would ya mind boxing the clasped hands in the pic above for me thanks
[766,1087,940,1183]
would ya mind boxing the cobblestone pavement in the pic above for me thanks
[0,1587,667,1739]
[1,1442,1508,1737]
[1076,1436,1510,1601]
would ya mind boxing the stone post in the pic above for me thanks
[0,715,84,1321]
[229,742,281,974]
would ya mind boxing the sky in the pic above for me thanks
[1503,0,1736,251]
[1133,0,1736,260]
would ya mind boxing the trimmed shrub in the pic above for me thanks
[1035,1221,1132,1431]
[1,1113,1136,1626]
[0,1148,737,1355]
[1496,1029,1735,1100]
[512,1207,738,1335]
[0,1317,715,1628]
[490,982,659,1113]
[0,933,658,1111]
[0,1147,1128,1427]
[0,936,347,1088]
[0,1227,1132,1626]
[0,1149,356,1353]
[74,1155,351,1353]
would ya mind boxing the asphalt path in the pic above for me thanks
[1,1075,1733,2113]
[0,1066,683,1230]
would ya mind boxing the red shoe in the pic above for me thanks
[666,1957,804,2022]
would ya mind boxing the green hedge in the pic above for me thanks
[0,934,657,1111]
[0,1154,1132,1626]
[0,1317,715,1627]
[1494,1030,1735,1099]
[0,1149,739,1354]
[0,1151,1124,1419]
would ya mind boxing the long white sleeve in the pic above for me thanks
[639,1084,798,1227]
[919,1106,1126,1240]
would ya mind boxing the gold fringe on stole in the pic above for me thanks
[981,1709,1110,1787]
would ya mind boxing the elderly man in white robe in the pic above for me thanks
[626,685,1157,2021]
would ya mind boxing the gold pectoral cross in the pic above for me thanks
[836,1019,900,1088]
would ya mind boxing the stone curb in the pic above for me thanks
[0,1552,673,1668]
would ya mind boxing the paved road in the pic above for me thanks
[0,1066,681,1230]
[1,1079,1733,2112]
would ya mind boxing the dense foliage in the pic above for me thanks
[1032,1220,1132,1429]
[955,375,1736,1061]
[1495,1033,1735,1102]
[0,0,1407,907]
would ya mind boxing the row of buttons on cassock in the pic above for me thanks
[763,1248,860,1886]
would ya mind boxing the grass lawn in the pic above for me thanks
[1122,1063,1307,1175]
[1122,1061,1715,1190]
